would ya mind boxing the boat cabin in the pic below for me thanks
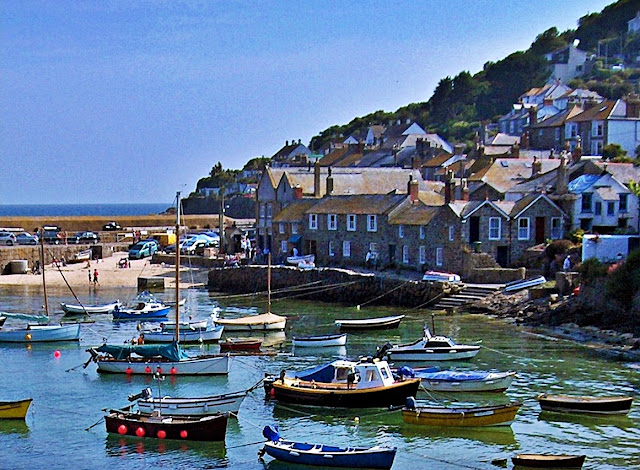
[293,359,396,389]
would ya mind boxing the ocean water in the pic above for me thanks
[0,203,171,217]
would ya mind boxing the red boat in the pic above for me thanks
[220,338,262,351]
[105,409,228,441]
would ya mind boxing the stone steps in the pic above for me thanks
[431,282,502,311]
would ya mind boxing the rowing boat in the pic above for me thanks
[403,398,522,426]
[292,333,347,347]
[537,393,633,415]
[0,399,32,419]
[512,453,585,468]
[335,315,404,331]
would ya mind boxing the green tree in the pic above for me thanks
[602,143,627,160]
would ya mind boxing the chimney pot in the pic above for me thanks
[286,140,289,146]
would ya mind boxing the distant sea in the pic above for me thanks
[0,203,171,217]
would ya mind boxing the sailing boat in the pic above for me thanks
[215,253,287,331]
[0,230,80,343]
[86,192,229,375]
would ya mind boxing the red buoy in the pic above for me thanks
[156,367,163,374]
[269,388,275,398]
[157,430,166,439]
[54,350,61,358]
[118,424,127,435]
[170,367,177,375]
[125,367,133,375]
[136,427,145,437]
[180,430,188,439]
[145,366,152,374]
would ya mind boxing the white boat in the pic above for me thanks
[143,324,224,344]
[112,301,171,320]
[60,300,121,315]
[422,270,462,283]
[335,315,404,331]
[504,275,546,292]
[292,333,347,347]
[286,254,315,265]
[133,388,247,416]
[411,369,516,392]
[385,327,480,361]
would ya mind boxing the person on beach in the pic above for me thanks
[93,269,99,285]
[563,254,571,272]
[88,269,92,284]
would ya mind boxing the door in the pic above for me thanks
[388,244,396,264]
[470,217,480,243]
[306,239,317,258]
[535,217,545,244]
[496,246,509,267]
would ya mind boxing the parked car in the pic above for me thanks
[71,231,99,244]
[180,238,214,255]
[103,221,122,231]
[128,240,158,259]
[42,226,63,244]
[164,237,190,254]
[15,232,39,245]
[0,231,17,246]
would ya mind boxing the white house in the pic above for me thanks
[545,44,588,83]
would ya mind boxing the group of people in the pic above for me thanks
[88,269,99,285]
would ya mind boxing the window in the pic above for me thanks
[308,214,318,230]
[402,245,409,264]
[259,204,266,218]
[266,203,272,219]
[551,217,562,239]
[489,217,501,240]
[278,223,285,234]
[420,226,426,239]
[436,247,443,266]
[328,241,335,257]
[448,226,454,241]
[369,242,378,253]
[328,214,337,230]
[620,194,628,212]
[581,193,592,213]
[595,202,602,215]
[607,202,615,216]
[398,225,404,238]
[280,241,287,253]
[419,246,426,264]
[555,128,560,141]
[347,214,356,231]
[291,223,298,234]
[367,215,377,232]
[516,218,528,240]
[592,121,603,137]
[343,240,351,258]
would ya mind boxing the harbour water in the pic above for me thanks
[0,284,638,469]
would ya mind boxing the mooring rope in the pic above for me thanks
[356,279,413,308]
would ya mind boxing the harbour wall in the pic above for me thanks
[207,266,447,308]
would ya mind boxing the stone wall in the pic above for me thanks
[207,266,443,308]
[0,244,124,274]
[465,267,526,284]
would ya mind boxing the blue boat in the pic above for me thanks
[112,301,170,321]
[260,425,396,469]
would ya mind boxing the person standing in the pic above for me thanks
[93,268,99,285]
[563,254,571,272]
[88,269,92,284]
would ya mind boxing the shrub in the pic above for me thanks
[545,239,573,260]
[567,228,585,243]
[606,250,640,306]
[579,258,608,285]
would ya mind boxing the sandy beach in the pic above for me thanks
[0,255,209,289]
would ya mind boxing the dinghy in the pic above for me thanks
[504,275,546,293]
[403,397,521,426]
[60,300,121,315]
[537,393,633,415]
[0,399,32,419]
[292,333,347,347]
[131,387,247,416]
[410,369,516,392]
[335,314,404,331]
[512,453,586,468]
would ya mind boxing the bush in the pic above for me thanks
[606,250,640,306]
[567,228,585,243]
[579,258,608,285]
[545,239,573,260]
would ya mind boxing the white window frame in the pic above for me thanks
[398,225,404,238]
[347,214,357,231]
[436,247,443,266]
[402,245,409,264]
[259,204,266,218]
[518,217,530,240]
[369,242,378,253]
[266,203,272,219]
[489,217,501,240]
[419,246,426,264]
[308,214,318,230]
[328,241,335,257]
[281,240,287,253]
[291,223,298,234]
[278,222,285,234]
[551,217,562,239]
[328,214,337,231]
[448,225,454,241]
[367,215,377,232]
[419,226,426,239]
[343,240,351,258]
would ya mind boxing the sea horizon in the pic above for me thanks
[0,202,171,217]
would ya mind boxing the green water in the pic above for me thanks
[0,284,638,469]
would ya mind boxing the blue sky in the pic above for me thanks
[1,0,614,205]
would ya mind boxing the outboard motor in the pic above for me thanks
[374,342,393,360]
[128,387,152,402]
[405,396,417,411]
[263,425,280,442]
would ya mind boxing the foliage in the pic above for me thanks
[545,239,574,260]
[195,162,240,191]
[573,0,640,50]
[605,249,640,305]
[612,155,636,163]
[602,143,627,160]
[567,228,585,243]
[243,157,271,171]
[579,258,608,285]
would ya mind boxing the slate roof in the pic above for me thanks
[273,200,318,222]
[305,194,406,215]
[469,158,561,194]
[566,100,617,122]
[488,133,520,146]
[594,162,640,187]
[529,106,583,129]
[388,200,440,225]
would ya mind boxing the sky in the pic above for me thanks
[1,0,615,205]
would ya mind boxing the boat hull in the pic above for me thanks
[292,333,347,347]
[143,325,224,344]
[105,410,228,441]
[112,306,171,321]
[60,301,120,315]
[402,402,522,427]
[266,378,420,408]
[335,315,404,331]
[96,354,230,375]
[388,347,480,361]
[417,371,516,392]
[512,453,586,468]
[218,320,286,331]
[537,394,632,415]
[137,391,246,416]
[0,324,80,343]
[263,441,396,469]
[0,399,32,419]
[220,339,262,351]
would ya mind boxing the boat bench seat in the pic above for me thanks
[295,380,350,390]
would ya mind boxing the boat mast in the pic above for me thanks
[175,191,181,342]
[267,252,271,314]
[40,227,50,317]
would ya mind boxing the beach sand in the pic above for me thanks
[0,256,208,289]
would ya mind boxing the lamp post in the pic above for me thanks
[219,191,225,255]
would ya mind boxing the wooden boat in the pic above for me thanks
[412,369,516,392]
[537,393,633,415]
[0,399,32,419]
[385,327,480,361]
[422,270,461,283]
[67,248,92,263]
[219,338,262,351]
[335,314,404,331]
[292,333,347,347]
[112,301,170,321]
[60,300,121,315]
[403,398,522,426]
[512,453,586,468]
[142,324,224,344]
[264,357,421,408]
[504,275,546,293]
[133,388,247,416]
[260,425,396,469]
[0,315,6,327]
[104,408,228,441]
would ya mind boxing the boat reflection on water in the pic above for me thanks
[0,420,29,436]
[271,402,404,429]
[539,410,636,429]
[400,422,516,446]
[105,434,227,462]
[291,345,347,358]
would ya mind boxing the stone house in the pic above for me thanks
[270,140,312,167]
[528,105,583,150]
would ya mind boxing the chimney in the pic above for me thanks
[512,142,520,158]
[556,153,568,195]
[529,106,538,126]
[326,167,334,196]
[293,185,303,199]
[444,170,454,204]
[521,131,530,149]
[572,135,582,163]
[408,174,419,203]
[313,161,321,197]
[416,138,423,156]
[298,138,302,144]
[286,140,289,146]
[532,156,542,178]
[412,156,420,170]
[461,178,470,201]
[358,141,364,153]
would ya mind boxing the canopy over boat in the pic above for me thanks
[95,341,189,362]
[216,312,286,326]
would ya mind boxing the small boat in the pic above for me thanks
[0,315,6,327]
[112,301,171,321]
[60,300,121,315]
[142,324,224,344]
[0,399,32,419]
[385,327,480,361]
[286,254,315,266]
[411,369,516,392]
[335,314,405,331]
[264,357,421,408]
[68,248,92,263]
[219,338,262,351]
[512,453,586,468]
[131,388,247,417]
[292,333,347,348]
[422,270,461,283]
[504,275,546,293]
[403,397,522,426]
[104,408,228,441]
[0,323,81,343]
[537,393,633,415]
[260,425,396,469]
